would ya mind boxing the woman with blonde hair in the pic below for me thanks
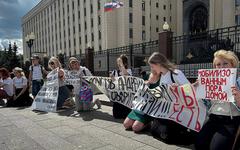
[7,67,33,107]
[195,50,240,150]
[48,57,72,109]
[124,52,190,136]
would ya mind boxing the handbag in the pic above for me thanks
[78,80,93,111]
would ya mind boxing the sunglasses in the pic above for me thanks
[49,62,55,65]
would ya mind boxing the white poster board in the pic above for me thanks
[196,68,237,102]
[31,69,59,112]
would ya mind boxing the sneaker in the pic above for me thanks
[95,98,101,109]
[0,99,6,106]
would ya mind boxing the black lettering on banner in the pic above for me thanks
[42,98,55,104]
[35,98,41,102]
[118,77,125,91]
[161,85,174,102]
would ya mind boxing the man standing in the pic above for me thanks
[28,55,48,98]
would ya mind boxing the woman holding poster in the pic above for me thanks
[68,57,101,111]
[48,57,72,109]
[110,54,132,119]
[124,52,191,136]
[195,50,240,150]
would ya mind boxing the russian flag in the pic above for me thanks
[104,1,123,12]
[104,2,114,12]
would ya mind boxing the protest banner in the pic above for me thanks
[133,83,206,132]
[196,68,237,102]
[64,70,81,94]
[85,76,206,131]
[31,69,59,112]
[85,76,145,108]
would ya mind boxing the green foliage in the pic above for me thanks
[0,42,22,71]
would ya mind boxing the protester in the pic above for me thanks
[29,55,48,98]
[68,57,101,111]
[48,57,72,109]
[7,67,33,107]
[195,50,240,150]
[124,52,189,134]
[0,68,14,106]
[110,54,132,119]
[124,70,160,132]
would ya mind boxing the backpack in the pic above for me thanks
[78,78,93,111]
[150,71,197,144]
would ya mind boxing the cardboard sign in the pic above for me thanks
[196,68,237,102]
[31,69,59,112]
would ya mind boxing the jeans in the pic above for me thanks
[57,86,70,108]
[32,80,43,97]
[195,114,240,150]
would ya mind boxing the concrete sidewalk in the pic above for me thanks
[0,95,193,150]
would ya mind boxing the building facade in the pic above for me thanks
[22,0,239,62]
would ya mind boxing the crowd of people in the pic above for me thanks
[0,50,239,150]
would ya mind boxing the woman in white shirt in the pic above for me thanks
[124,52,189,133]
[195,50,240,150]
[8,67,33,107]
[0,68,13,106]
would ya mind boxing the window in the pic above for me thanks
[85,21,87,30]
[99,31,101,40]
[98,1,101,10]
[85,35,87,43]
[163,17,166,22]
[236,0,240,6]
[91,4,93,13]
[84,8,86,16]
[98,16,101,25]
[91,18,93,27]
[129,13,133,23]
[170,4,172,10]
[129,28,133,38]
[91,33,94,41]
[163,5,166,10]
[72,1,74,10]
[142,1,145,11]
[170,16,172,22]
[236,15,240,25]
[156,15,159,20]
[156,2,159,8]
[142,16,145,25]
[78,11,80,19]
[79,24,81,32]
[129,0,132,7]
[142,30,146,40]
[74,38,76,46]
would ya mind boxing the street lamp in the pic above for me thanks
[25,32,35,58]
[163,22,170,31]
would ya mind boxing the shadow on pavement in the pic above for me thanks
[57,107,123,123]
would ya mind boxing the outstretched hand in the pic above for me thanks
[232,86,240,107]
